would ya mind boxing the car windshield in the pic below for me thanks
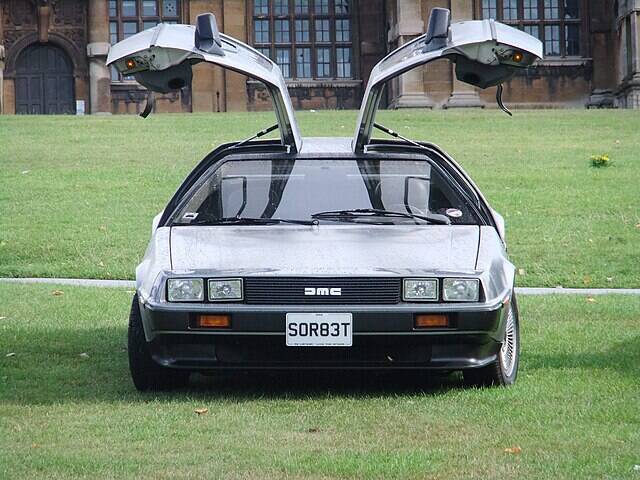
[173,158,479,225]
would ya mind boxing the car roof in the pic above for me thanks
[223,137,448,158]
[297,137,353,155]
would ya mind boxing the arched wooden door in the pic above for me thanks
[15,44,75,114]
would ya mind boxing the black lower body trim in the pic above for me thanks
[150,333,500,371]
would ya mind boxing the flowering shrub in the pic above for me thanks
[590,154,612,168]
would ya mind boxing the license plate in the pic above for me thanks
[286,313,352,347]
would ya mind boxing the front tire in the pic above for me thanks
[463,293,520,387]
[128,294,189,391]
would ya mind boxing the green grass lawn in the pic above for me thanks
[0,283,638,479]
[0,110,639,287]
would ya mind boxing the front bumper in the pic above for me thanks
[139,300,508,371]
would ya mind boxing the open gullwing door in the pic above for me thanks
[107,13,302,152]
[353,8,543,152]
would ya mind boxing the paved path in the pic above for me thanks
[0,277,135,289]
[515,287,640,296]
[2,277,640,295]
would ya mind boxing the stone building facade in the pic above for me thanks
[0,0,639,115]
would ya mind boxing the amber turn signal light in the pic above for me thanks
[196,314,230,328]
[415,314,449,328]
[512,51,524,63]
[125,58,137,69]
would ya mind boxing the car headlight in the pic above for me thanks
[208,278,243,301]
[442,278,480,302]
[403,278,438,301]
[167,278,204,302]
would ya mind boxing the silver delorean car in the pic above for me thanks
[107,8,542,391]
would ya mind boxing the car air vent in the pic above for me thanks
[244,277,401,305]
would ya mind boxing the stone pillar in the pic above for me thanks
[223,0,248,111]
[587,0,615,107]
[87,0,112,114]
[444,0,484,108]
[388,0,434,108]
[616,0,640,108]
[190,0,225,112]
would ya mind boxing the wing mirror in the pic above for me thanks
[194,13,224,56]
[422,8,450,52]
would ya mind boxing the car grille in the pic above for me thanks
[243,277,401,305]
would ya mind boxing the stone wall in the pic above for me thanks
[1,0,638,113]
[1,0,89,114]
[384,0,627,109]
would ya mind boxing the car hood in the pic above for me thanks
[169,225,480,277]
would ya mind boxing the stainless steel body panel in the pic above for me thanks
[109,10,528,375]
[106,22,301,152]
[353,19,543,151]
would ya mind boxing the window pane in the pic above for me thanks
[544,0,559,19]
[109,0,117,17]
[482,0,497,19]
[544,25,560,55]
[274,0,288,15]
[275,19,290,43]
[123,22,138,38]
[143,21,158,30]
[564,0,579,19]
[143,1,157,16]
[336,47,351,78]
[110,22,118,44]
[523,0,538,19]
[111,65,120,82]
[295,0,309,14]
[523,24,540,39]
[315,19,330,42]
[503,0,518,21]
[295,19,310,42]
[335,0,350,15]
[336,19,350,42]
[565,24,580,55]
[296,48,311,77]
[315,0,329,14]
[316,47,331,77]
[276,48,291,77]
[248,0,355,81]
[254,19,270,43]
[254,0,268,15]
[163,0,178,16]
[257,47,272,59]
[122,0,136,16]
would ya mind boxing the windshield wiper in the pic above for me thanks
[175,216,318,226]
[311,208,450,225]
